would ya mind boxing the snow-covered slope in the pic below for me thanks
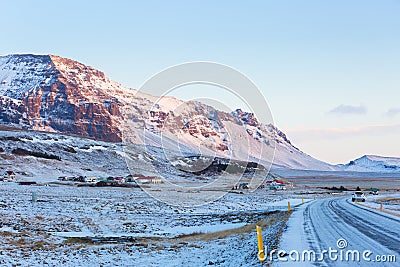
[0,54,336,171]
[339,155,400,172]
[0,130,129,181]
[0,54,53,99]
[0,129,273,184]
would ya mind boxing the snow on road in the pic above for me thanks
[276,197,399,266]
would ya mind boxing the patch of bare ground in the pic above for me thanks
[1,232,58,252]
[175,212,289,242]
[58,210,293,256]
[146,210,294,260]
[0,125,25,132]
[0,153,14,160]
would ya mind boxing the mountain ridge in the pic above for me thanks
[0,54,344,171]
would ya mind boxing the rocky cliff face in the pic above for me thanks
[0,54,335,170]
[0,54,127,141]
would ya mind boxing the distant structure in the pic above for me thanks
[134,176,162,184]
[2,171,16,182]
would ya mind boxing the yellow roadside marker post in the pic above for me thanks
[380,203,383,212]
[302,198,304,204]
[256,225,266,263]
[288,201,291,212]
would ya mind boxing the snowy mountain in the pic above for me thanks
[339,155,400,173]
[0,54,335,171]
[0,54,130,141]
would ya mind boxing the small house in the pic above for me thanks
[238,183,249,189]
[2,171,16,182]
[114,177,126,184]
[84,177,97,183]
[232,182,250,190]
[125,175,138,184]
[107,177,115,182]
[277,183,287,190]
[269,181,287,190]
[6,171,16,179]
[58,176,68,181]
[151,177,162,184]
[125,175,135,183]
[135,176,162,184]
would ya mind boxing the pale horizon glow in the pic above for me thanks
[1,0,399,164]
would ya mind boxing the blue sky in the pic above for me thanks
[1,0,399,164]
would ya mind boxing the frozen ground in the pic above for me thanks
[277,169,400,189]
[0,183,308,266]
[1,177,399,266]
[2,129,400,266]
[362,193,400,216]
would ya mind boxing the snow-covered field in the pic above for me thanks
[1,129,400,266]
[0,182,309,266]
[361,193,400,216]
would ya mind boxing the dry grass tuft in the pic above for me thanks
[377,197,400,204]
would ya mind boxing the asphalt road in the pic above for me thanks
[276,197,400,267]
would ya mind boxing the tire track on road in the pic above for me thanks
[329,198,400,254]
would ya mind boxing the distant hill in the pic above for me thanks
[339,155,400,173]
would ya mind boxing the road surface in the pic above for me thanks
[275,197,400,266]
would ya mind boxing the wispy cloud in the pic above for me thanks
[286,123,400,142]
[328,104,367,115]
[385,108,400,117]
